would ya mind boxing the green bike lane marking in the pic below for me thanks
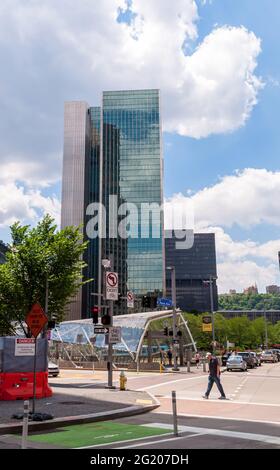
[26,421,170,448]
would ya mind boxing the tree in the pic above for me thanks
[0,215,89,336]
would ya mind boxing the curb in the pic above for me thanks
[0,400,159,435]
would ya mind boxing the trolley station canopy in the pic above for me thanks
[51,310,196,360]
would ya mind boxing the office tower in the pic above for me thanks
[0,241,7,265]
[165,232,218,313]
[61,90,164,320]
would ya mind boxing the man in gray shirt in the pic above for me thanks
[202,352,227,399]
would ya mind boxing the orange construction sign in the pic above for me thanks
[25,303,48,338]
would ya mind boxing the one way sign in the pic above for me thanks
[94,326,109,335]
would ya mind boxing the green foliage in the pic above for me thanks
[219,293,280,311]
[182,312,280,350]
[0,215,89,336]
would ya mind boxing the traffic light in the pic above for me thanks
[164,326,168,336]
[150,296,158,309]
[177,330,182,337]
[101,314,111,326]
[142,295,150,308]
[92,306,99,324]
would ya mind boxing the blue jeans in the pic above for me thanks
[205,374,226,397]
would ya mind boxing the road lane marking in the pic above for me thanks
[118,433,204,449]
[137,375,206,390]
[157,395,280,407]
[142,423,280,446]
[155,411,280,426]
[77,432,174,449]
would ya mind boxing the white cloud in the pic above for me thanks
[166,168,280,293]
[192,168,280,228]
[217,260,278,294]
[0,1,262,189]
[0,181,61,228]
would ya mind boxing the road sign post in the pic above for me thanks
[25,303,48,415]
[127,291,134,308]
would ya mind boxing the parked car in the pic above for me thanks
[272,349,280,362]
[236,352,256,368]
[226,355,247,372]
[222,352,232,366]
[48,361,60,377]
[249,351,261,367]
[260,350,278,363]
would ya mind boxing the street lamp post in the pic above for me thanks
[209,276,215,352]
[204,276,216,354]
[167,266,179,371]
[264,309,268,349]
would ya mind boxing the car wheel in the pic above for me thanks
[227,369,230,372]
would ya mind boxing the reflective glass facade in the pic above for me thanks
[102,90,164,302]
[62,90,164,320]
[165,232,218,313]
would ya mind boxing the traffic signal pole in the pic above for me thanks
[107,299,114,388]
[171,267,179,371]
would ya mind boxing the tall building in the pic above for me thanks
[61,90,164,320]
[243,285,258,295]
[0,241,7,265]
[266,285,280,294]
[165,232,218,313]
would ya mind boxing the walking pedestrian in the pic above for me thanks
[167,348,172,367]
[195,351,201,369]
[202,352,227,400]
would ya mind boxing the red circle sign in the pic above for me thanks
[107,272,118,287]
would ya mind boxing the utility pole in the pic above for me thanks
[167,266,179,371]
[209,275,215,353]
[264,309,268,349]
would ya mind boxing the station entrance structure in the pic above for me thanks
[50,310,197,370]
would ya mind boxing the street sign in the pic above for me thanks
[15,338,35,356]
[94,326,109,335]
[157,298,173,307]
[25,303,48,338]
[127,291,134,308]
[106,272,118,301]
[108,326,121,344]
[202,315,212,332]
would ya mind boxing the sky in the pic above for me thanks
[0,0,279,293]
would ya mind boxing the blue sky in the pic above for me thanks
[0,0,279,293]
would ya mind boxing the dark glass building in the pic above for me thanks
[61,90,164,320]
[165,232,218,313]
[0,241,7,265]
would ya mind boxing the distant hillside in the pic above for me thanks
[219,293,280,311]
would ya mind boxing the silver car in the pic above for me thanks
[260,350,277,363]
[226,355,247,372]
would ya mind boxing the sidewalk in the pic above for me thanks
[0,385,159,436]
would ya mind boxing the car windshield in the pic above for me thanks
[264,350,272,354]
[228,356,242,362]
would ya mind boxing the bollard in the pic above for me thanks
[160,362,164,374]
[119,370,127,391]
[172,391,179,436]
[203,357,206,373]
[21,400,29,449]
[187,360,191,373]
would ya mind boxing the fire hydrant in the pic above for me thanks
[119,370,127,391]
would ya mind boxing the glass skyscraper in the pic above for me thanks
[61,90,164,320]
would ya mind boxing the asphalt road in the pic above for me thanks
[45,362,280,448]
